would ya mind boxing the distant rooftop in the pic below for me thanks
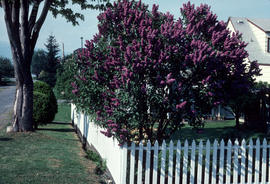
[228,17,270,65]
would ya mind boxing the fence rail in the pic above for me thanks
[71,104,270,184]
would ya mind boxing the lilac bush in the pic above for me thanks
[71,0,260,144]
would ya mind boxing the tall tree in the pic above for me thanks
[44,34,59,74]
[0,0,110,132]
[31,49,47,78]
[39,34,60,87]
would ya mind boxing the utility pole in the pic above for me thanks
[62,42,65,61]
[80,37,83,49]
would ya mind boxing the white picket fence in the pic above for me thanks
[71,104,270,184]
[123,139,270,184]
[71,104,126,184]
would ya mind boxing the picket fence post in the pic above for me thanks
[121,143,127,184]
[160,141,166,184]
[212,140,218,184]
[219,139,225,184]
[183,140,189,184]
[190,140,196,184]
[204,140,210,184]
[240,139,246,184]
[247,139,253,184]
[145,141,151,184]
[175,140,181,184]
[262,139,267,183]
[255,139,260,183]
[197,140,203,183]
[129,142,135,184]
[153,141,159,184]
[168,141,174,184]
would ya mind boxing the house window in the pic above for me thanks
[268,38,270,53]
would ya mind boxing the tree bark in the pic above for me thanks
[11,45,34,131]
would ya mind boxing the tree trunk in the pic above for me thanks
[13,79,34,131]
[11,48,34,132]
[235,111,240,130]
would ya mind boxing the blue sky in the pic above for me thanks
[1,0,270,59]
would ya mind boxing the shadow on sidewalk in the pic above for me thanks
[49,121,71,125]
[37,127,74,133]
[0,137,12,141]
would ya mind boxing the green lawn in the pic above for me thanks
[54,103,72,122]
[0,103,101,184]
[171,120,267,143]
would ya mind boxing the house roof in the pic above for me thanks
[228,17,270,65]
[248,18,270,32]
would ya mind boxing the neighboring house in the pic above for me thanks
[213,17,270,120]
[227,17,270,83]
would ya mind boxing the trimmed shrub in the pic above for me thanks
[33,92,51,128]
[33,81,58,128]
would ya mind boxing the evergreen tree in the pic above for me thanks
[39,34,60,87]
[44,34,60,74]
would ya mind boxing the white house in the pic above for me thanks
[213,18,270,120]
[227,17,270,83]
[211,17,270,120]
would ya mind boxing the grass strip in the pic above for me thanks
[0,103,101,184]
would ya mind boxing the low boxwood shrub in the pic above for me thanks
[33,81,58,129]
[86,150,107,175]
[33,92,51,128]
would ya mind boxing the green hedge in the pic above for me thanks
[33,81,58,128]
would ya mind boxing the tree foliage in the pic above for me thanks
[0,56,14,84]
[71,0,260,144]
[55,57,77,100]
[31,49,47,78]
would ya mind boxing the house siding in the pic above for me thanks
[227,20,235,33]
[248,21,267,53]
